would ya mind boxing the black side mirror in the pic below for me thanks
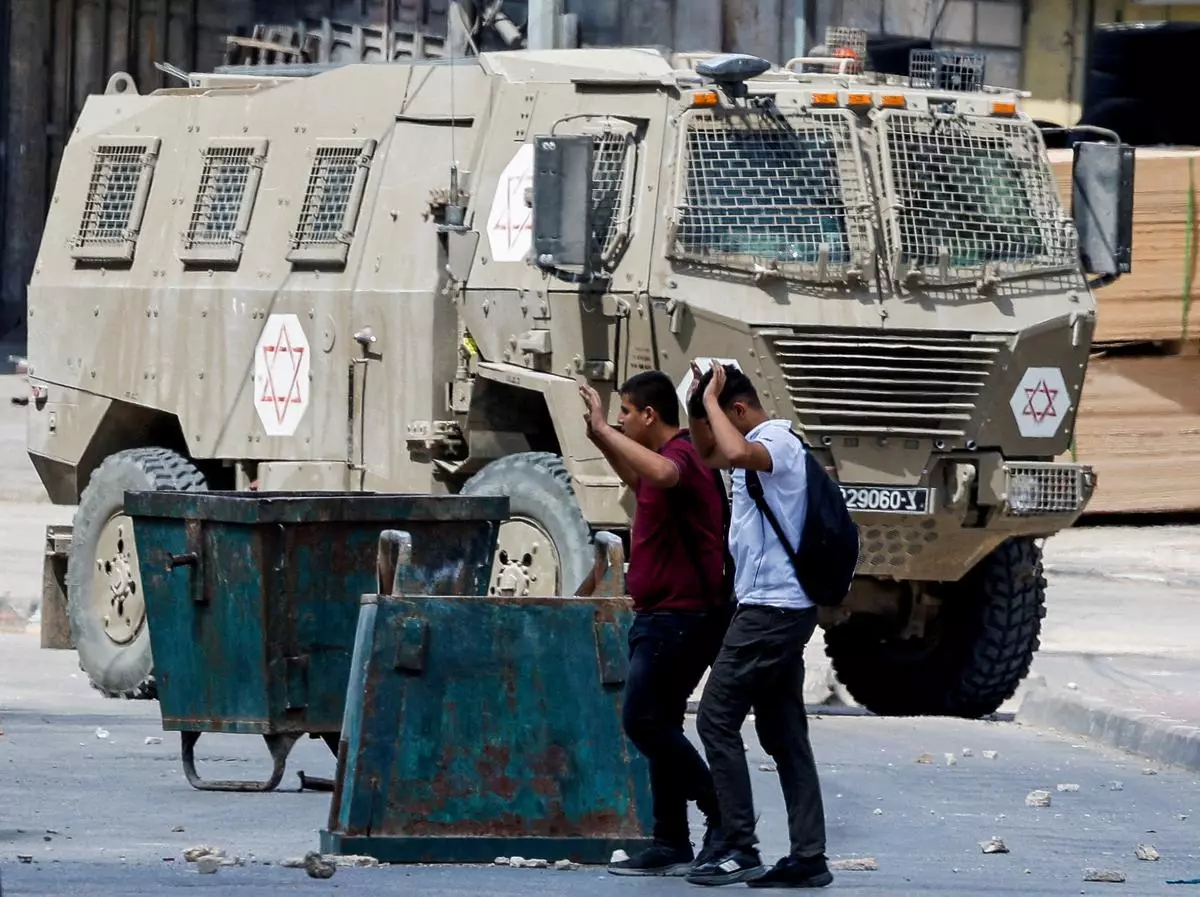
[531,135,595,275]
[1071,140,1135,279]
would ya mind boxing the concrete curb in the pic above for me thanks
[1017,686,1200,773]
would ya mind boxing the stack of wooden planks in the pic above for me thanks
[1047,148,1200,514]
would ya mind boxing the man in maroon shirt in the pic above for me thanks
[580,371,732,877]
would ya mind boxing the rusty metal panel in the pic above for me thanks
[126,490,507,791]
[320,586,654,863]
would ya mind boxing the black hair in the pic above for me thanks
[686,364,761,420]
[619,370,681,428]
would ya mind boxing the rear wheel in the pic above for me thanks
[459,452,594,597]
[825,537,1047,718]
[66,447,207,699]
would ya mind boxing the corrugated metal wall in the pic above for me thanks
[0,0,813,356]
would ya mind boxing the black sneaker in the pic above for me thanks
[746,854,834,889]
[685,847,766,886]
[694,823,725,867]
[608,841,695,876]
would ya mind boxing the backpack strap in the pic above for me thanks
[743,432,807,588]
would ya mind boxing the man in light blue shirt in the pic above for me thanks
[682,361,832,890]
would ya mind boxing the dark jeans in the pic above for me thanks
[623,607,730,848]
[696,603,826,860]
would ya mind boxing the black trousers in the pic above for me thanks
[696,603,826,859]
[623,607,729,847]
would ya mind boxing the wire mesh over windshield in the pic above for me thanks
[876,110,1075,283]
[671,105,870,282]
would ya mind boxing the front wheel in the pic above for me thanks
[65,447,207,699]
[825,538,1047,719]
[459,452,595,597]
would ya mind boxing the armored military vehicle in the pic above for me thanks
[25,28,1132,717]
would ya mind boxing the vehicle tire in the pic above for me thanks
[459,452,594,597]
[66,447,207,700]
[825,537,1047,719]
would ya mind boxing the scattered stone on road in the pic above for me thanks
[873,808,884,816]
[1057,783,1080,792]
[195,856,219,875]
[494,857,508,866]
[183,846,222,862]
[982,750,999,760]
[279,857,305,868]
[509,856,526,868]
[830,857,879,871]
[1143,768,1159,776]
[916,753,934,764]
[1135,844,1160,861]
[1108,781,1125,791]
[554,859,577,871]
[143,736,162,745]
[524,859,548,868]
[610,850,628,864]
[759,763,777,772]
[303,850,336,879]
[944,753,957,766]
[1083,869,1126,883]
[980,837,1009,854]
[961,748,973,757]
[1025,790,1052,808]
[170,825,184,833]
[332,855,380,868]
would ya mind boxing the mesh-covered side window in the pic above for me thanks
[287,139,377,266]
[70,138,160,263]
[179,139,268,265]
[877,110,1075,283]
[671,107,870,282]
[591,131,634,263]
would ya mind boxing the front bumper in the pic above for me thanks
[851,459,1095,583]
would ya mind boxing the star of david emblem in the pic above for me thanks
[1022,379,1059,424]
[259,324,305,425]
[1009,366,1069,439]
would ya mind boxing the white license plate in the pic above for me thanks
[839,484,932,515]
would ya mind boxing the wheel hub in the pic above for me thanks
[93,514,145,645]
[490,518,561,597]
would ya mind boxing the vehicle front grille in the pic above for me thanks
[765,329,1006,438]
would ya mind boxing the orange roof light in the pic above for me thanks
[810,92,838,106]
[880,94,906,108]
[992,100,1017,116]
[691,90,720,107]
[847,92,872,106]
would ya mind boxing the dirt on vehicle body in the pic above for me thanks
[24,32,1133,715]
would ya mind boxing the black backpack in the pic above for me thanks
[744,431,860,607]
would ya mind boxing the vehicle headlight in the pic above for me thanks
[1007,473,1042,512]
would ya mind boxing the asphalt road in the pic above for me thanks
[5,633,1200,896]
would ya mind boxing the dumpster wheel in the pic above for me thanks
[824,537,1046,719]
[66,447,207,700]
[460,452,593,598]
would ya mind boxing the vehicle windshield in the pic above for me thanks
[672,108,862,279]
[880,113,1071,279]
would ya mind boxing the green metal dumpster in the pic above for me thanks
[320,530,654,864]
[126,491,508,792]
